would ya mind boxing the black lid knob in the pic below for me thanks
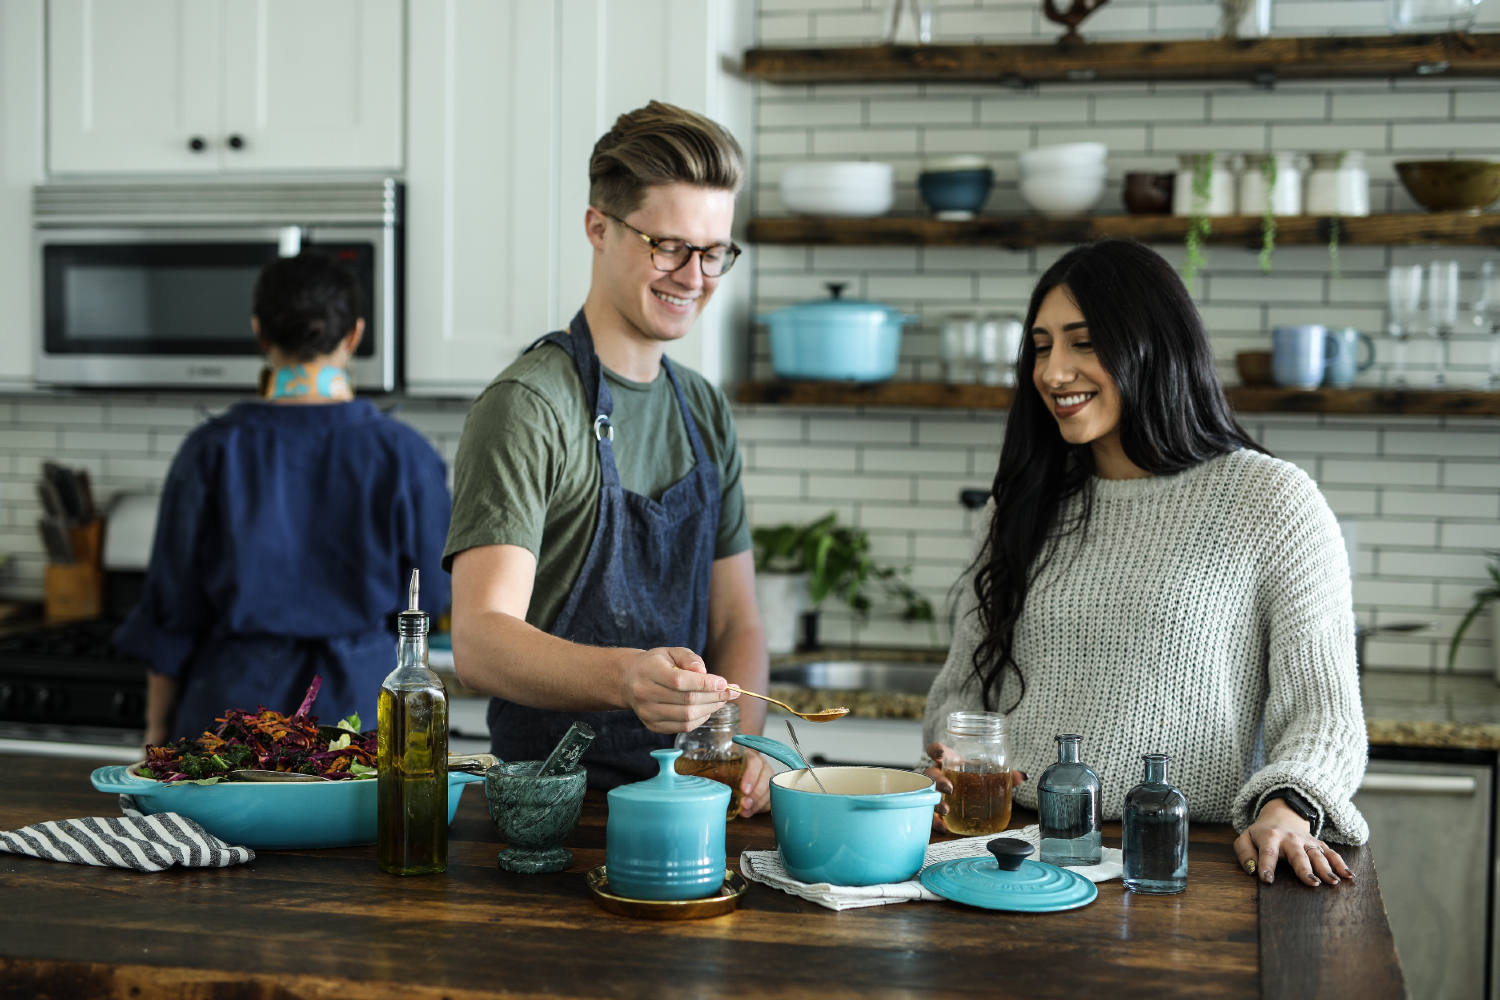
[188,136,206,152]
[227,134,245,150]
[825,282,847,299]
[986,838,1034,871]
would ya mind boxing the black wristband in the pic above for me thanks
[1264,787,1321,834]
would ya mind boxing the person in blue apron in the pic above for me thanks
[116,253,451,745]
[444,102,773,810]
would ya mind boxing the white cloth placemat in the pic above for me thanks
[740,824,1123,911]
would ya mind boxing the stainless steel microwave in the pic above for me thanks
[33,180,401,391]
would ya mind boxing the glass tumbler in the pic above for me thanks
[1387,264,1423,386]
[1476,259,1500,390]
[1037,734,1103,866]
[674,703,746,820]
[940,711,1011,836]
[1122,753,1189,895]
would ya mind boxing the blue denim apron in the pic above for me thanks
[486,310,721,789]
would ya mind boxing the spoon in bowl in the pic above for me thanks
[727,685,849,723]
[784,721,829,794]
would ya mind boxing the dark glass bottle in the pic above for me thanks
[1122,753,1188,894]
[377,570,449,875]
[1037,734,1102,866]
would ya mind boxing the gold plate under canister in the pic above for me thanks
[585,867,747,920]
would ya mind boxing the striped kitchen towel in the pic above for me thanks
[0,811,254,871]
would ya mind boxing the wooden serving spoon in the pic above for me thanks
[728,685,849,723]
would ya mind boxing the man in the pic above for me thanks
[445,102,771,812]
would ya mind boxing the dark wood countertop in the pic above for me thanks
[0,753,1402,999]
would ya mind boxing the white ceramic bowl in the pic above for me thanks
[1020,174,1106,216]
[1019,162,1109,181]
[1017,143,1108,175]
[780,162,896,217]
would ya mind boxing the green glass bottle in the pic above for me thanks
[377,569,449,875]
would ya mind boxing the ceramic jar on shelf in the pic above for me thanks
[1173,153,1236,218]
[1239,152,1302,216]
[1305,151,1370,216]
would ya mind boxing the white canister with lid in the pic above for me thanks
[1239,152,1302,216]
[1173,154,1236,217]
[1305,151,1369,217]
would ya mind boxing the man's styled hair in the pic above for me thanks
[588,101,744,218]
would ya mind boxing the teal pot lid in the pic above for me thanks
[607,749,730,804]
[920,838,1098,912]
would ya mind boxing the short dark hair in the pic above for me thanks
[589,101,744,219]
[252,253,364,360]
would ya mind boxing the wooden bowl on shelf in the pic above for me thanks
[1395,160,1500,214]
[1235,351,1274,387]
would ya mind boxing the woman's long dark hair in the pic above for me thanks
[971,239,1266,712]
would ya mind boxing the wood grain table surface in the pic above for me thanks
[0,753,1404,1000]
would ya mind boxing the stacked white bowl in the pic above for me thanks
[780,162,896,218]
[1018,143,1108,217]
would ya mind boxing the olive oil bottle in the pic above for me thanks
[377,569,449,875]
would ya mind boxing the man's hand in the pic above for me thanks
[737,750,773,817]
[1233,797,1355,887]
[621,647,738,734]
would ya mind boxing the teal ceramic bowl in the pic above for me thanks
[90,765,484,850]
[735,734,941,887]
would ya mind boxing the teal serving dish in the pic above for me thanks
[605,749,730,901]
[733,734,941,887]
[90,764,484,850]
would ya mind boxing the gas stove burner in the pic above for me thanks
[0,618,136,661]
[0,618,147,735]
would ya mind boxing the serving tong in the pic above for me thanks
[137,753,499,783]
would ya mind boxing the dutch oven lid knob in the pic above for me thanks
[825,282,848,300]
[986,838,1034,871]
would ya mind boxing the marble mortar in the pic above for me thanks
[486,760,587,874]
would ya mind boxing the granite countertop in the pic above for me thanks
[770,649,1500,751]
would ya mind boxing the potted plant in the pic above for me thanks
[752,512,935,653]
[1447,552,1500,681]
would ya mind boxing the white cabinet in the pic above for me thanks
[1354,757,1494,1000]
[48,0,403,175]
[403,0,754,396]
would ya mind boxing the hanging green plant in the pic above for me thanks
[1258,154,1277,273]
[1182,152,1213,289]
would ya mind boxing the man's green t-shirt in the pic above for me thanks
[443,338,751,633]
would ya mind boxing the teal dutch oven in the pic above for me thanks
[759,283,918,382]
[91,764,484,850]
[605,748,730,901]
[733,734,941,886]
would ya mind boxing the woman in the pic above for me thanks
[922,239,1366,889]
[116,253,451,744]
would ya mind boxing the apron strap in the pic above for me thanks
[659,357,712,468]
[528,310,619,487]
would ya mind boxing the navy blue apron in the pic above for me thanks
[487,310,721,789]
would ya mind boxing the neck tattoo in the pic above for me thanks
[263,363,353,401]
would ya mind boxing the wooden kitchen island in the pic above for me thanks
[0,754,1402,999]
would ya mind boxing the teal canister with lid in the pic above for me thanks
[605,748,731,901]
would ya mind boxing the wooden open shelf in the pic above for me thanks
[743,33,1500,85]
[737,381,1500,417]
[747,213,1500,249]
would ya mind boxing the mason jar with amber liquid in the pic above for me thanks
[674,703,747,820]
[941,711,1011,836]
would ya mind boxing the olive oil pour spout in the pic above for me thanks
[409,568,419,612]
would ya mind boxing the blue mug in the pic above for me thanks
[1272,325,1340,390]
[1324,327,1375,388]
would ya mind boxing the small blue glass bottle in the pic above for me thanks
[1038,734,1102,866]
[1122,753,1188,894]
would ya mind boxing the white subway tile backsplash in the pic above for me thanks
[1384,429,1500,459]
[1382,490,1499,519]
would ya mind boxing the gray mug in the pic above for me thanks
[1272,325,1339,390]
[1324,327,1375,388]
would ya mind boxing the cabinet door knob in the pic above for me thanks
[188,136,206,152]
[227,134,245,150]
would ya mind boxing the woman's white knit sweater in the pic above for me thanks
[921,449,1369,844]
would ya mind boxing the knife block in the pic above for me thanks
[45,519,104,623]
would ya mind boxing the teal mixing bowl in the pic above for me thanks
[91,764,484,850]
[734,734,940,886]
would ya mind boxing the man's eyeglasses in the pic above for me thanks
[605,213,742,278]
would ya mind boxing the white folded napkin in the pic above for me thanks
[740,824,1123,911]
[0,796,254,872]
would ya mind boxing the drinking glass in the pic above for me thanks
[1428,260,1459,389]
[1477,259,1500,390]
[1386,265,1423,387]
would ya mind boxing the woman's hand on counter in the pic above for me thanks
[923,743,1027,832]
[738,750,773,817]
[623,647,737,735]
[1234,798,1354,887]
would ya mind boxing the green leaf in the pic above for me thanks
[163,776,223,787]
[327,733,352,752]
[337,713,361,733]
[349,762,377,778]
